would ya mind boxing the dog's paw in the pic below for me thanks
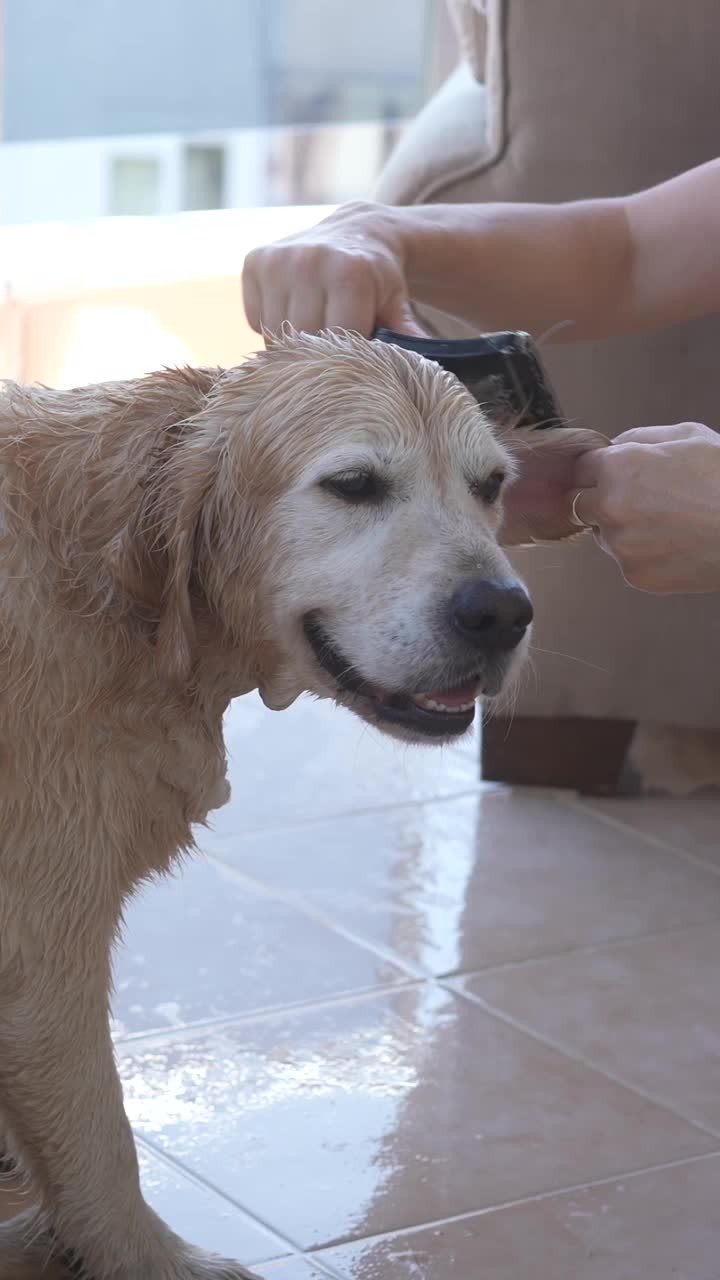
[131,1254,264,1280]
[193,1266,263,1280]
[0,1230,264,1280]
[2,1204,265,1280]
[172,1251,265,1280]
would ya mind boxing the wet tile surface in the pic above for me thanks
[208,789,720,976]
[463,922,720,1132]
[51,692,720,1279]
[0,1146,288,1264]
[207,694,478,837]
[113,855,406,1038]
[118,985,713,1251]
[262,1262,335,1278]
[582,791,720,868]
[318,1154,720,1279]
[136,1144,288,1265]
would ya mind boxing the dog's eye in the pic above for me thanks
[470,469,506,505]
[321,470,385,503]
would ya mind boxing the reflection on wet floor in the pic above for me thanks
[3,692,720,1277]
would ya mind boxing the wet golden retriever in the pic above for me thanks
[0,331,602,1279]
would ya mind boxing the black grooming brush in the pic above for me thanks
[373,329,564,430]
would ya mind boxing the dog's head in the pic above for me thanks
[121,332,604,743]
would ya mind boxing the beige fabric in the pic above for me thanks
[446,0,489,83]
[377,65,493,205]
[376,0,720,730]
[428,0,466,92]
[379,2,505,206]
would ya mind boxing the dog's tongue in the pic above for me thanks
[369,679,480,709]
[407,681,480,712]
[415,686,476,706]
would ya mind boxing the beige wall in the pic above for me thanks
[1,276,264,388]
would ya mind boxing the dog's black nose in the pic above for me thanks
[449,576,533,652]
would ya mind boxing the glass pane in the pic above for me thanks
[110,156,162,216]
[0,0,438,225]
[182,145,226,212]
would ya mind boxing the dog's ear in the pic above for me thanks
[111,415,222,684]
[498,425,609,545]
[155,419,222,681]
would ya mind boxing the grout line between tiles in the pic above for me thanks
[121,869,720,1268]
[558,792,720,881]
[114,911,716,1053]
[200,785,703,992]
[304,1147,720,1261]
[201,849,430,980]
[297,1256,347,1279]
[114,978,426,1049]
[125,963,719,1149]
[306,1259,347,1279]
[442,918,717,980]
[446,977,720,1141]
[200,833,720,1014]
[114,979,415,1046]
[199,782,505,844]
[119,776,720,1272]
[135,1133,306,1258]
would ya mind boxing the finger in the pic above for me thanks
[259,291,293,339]
[287,287,327,335]
[592,527,616,560]
[377,291,429,337]
[574,447,608,488]
[613,423,706,446]
[241,265,263,334]
[325,274,377,335]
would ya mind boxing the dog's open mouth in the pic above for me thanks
[303,614,480,739]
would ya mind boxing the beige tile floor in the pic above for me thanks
[2,693,720,1278]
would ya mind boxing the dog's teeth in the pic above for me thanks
[412,693,476,714]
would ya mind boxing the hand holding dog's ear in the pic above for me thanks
[572,422,720,593]
[503,420,720,593]
[498,426,609,546]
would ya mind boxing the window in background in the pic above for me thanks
[109,156,162,216]
[182,144,226,212]
[0,0,440,225]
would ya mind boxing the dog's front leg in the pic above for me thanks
[0,923,261,1280]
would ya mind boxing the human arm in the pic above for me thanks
[241,159,720,340]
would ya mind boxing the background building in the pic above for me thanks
[0,0,436,223]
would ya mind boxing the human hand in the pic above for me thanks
[241,201,426,338]
[572,422,720,593]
